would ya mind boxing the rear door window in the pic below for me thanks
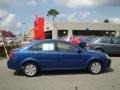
[111,37,120,44]
[57,42,77,52]
[100,37,111,44]
[29,42,55,51]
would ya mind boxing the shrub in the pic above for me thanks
[0,45,20,57]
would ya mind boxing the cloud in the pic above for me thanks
[53,0,120,8]
[0,0,18,8]
[57,13,78,22]
[16,22,22,28]
[53,0,69,6]
[27,0,37,5]
[0,9,8,18]
[67,0,94,8]
[41,0,47,4]
[1,14,16,28]
[67,13,78,21]
[110,17,120,24]
[80,11,91,19]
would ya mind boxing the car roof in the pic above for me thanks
[30,39,72,46]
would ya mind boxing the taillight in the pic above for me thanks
[9,50,14,58]
[86,43,92,47]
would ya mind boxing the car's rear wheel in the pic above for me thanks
[23,62,38,77]
[88,61,102,74]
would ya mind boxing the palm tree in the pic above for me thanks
[47,9,59,23]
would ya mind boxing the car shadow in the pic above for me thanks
[101,68,114,74]
[14,68,114,77]
[109,54,120,57]
[40,70,88,76]
[14,70,25,76]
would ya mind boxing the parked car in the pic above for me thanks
[7,40,111,77]
[82,36,120,55]
[79,36,99,48]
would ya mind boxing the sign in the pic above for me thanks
[34,16,45,40]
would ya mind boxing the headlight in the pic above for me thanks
[106,54,110,59]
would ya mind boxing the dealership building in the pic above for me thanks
[45,22,120,39]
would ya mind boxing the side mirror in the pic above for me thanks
[79,42,86,48]
[78,49,82,53]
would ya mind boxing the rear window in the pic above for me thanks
[111,37,120,44]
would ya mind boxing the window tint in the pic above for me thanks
[57,42,77,52]
[30,43,42,51]
[100,37,111,43]
[30,42,55,51]
[111,37,120,44]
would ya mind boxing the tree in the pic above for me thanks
[47,9,59,23]
[104,19,110,23]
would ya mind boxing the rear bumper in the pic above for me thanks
[7,59,21,70]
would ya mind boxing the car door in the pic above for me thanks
[29,41,59,70]
[98,37,113,54]
[56,42,86,69]
[110,37,120,54]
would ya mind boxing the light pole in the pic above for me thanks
[22,22,26,41]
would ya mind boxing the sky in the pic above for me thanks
[0,0,120,34]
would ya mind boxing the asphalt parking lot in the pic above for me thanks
[0,56,120,90]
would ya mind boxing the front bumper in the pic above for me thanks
[104,58,111,69]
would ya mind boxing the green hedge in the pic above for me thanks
[0,45,20,57]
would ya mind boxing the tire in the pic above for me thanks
[88,61,102,74]
[23,62,38,77]
[95,48,104,53]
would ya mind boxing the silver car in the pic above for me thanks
[86,36,120,55]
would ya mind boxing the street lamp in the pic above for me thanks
[22,22,26,41]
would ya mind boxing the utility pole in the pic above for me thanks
[22,22,26,41]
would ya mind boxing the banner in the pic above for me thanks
[34,16,45,40]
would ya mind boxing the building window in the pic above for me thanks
[72,30,82,36]
[57,30,68,39]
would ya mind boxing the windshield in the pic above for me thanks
[81,36,99,42]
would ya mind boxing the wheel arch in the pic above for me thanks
[87,59,104,69]
[94,46,105,52]
[21,58,40,70]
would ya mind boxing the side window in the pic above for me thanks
[57,42,77,52]
[100,37,111,44]
[30,43,42,51]
[29,43,55,51]
[111,37,119,44]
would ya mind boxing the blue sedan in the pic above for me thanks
[7,40,111,77]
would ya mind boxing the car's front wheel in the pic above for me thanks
[23,62,38,77]
[88,61,102,74]
[95,48,104,53]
